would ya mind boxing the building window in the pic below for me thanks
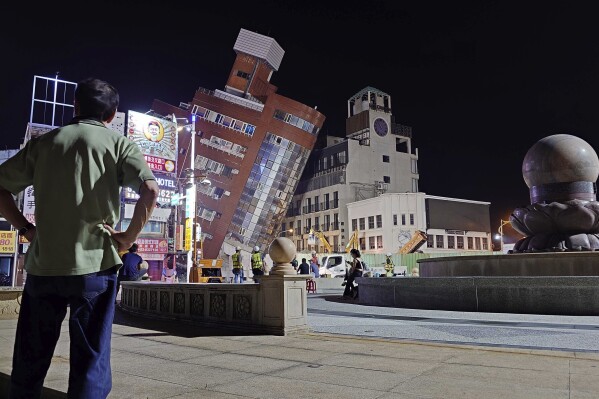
[324,214,331,231]
[401,214,406,225]
[383,176,391,184]
[333,191,339,208]
[412,178,418,192]
[377,235,383,249]
[273,109,319,135]
[369,236,376,250]
[436,235,444,248]
[475,237,482,250]
[314,195,319,212]
[409,214,415,225]
[236,70,251,79]
[314,216,320,230]
[306,218,312,231]
[467,236,473,249]
[393,214,397,226]
[359,218,365,230]
[324,193,330,210]
[297,220,302,235]
[338,151,347,164]
[448,236,455,249]
[382,155,390,163]
[352,219,357,231]
[411,159,418,174]
[457,236,464,249]
[482,237,489,250]
[376,215,382,228]
[368,216,375,229]
[359,237,366,251]
[427,234,434,248]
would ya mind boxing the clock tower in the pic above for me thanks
[344,86,417,194]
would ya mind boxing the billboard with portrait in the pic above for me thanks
[127,111,178,173]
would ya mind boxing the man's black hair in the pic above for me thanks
[301,258,306,262]
[129,243,138,253]
[75,78,119,121]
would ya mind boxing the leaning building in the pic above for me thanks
[151,29,325,260]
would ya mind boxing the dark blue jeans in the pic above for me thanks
[10,266,118,399]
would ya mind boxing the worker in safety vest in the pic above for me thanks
[232,247,244,284]
[251,246,264,282]
[384,253,394,277]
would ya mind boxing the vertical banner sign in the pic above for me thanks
[127,111,178,173]
[22,186,36,224]
[0,231,17,253]
[185,218,192,251]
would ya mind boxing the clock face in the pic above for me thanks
[373,118,388,137]
[398,230,412,246]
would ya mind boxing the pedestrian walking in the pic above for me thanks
[0,78,158,399]
[343,249,364,299]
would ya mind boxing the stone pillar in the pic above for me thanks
[259,238,310,335]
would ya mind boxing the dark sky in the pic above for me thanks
[3,1,599,243]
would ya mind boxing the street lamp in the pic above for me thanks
[277,229,293,237]
[497,219,511,253]
[171,114,198,283]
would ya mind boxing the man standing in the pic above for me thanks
[250,245,264,282]
[0,78,159,398]
[117,243,147,296]
[297,258,310,275]
[231,246,244,283]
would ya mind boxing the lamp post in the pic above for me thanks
[277,229,294,237]
[496,219,511,253]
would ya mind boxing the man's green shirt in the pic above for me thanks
[0,119,155,276]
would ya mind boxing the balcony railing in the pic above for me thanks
[331,222,340,231]
[330,200,339,209]
[391,123,412,138]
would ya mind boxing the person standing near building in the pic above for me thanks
[251,246,264,282]
[310,259,320,278]
[232,247,244,283]
[297,258,310,275]
[384,253,394,277]
[0,78,159,398]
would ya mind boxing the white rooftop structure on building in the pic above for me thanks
[233,28,285,71]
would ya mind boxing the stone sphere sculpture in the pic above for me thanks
[511,134,599,252]
[268,237,297,275]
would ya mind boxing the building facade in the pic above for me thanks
[282,87,418,253]
[347,193,492,254]
[151,29,325,261]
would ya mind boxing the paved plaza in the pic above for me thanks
[1,293,599,398]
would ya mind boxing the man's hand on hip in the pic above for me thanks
[104,225,135,253]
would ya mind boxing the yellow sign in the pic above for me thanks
[184,218,192,251]
[0,231,17,253]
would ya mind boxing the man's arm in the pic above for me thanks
[0,187,35,242]
[105,180,159,252]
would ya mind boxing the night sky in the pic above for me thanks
[3,1,599,243]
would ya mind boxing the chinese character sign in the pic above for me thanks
[123,172,176,204]
[136,238,168,254]
[127,111,177,173]
[0,231,17,253]
[22,186,35,224]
